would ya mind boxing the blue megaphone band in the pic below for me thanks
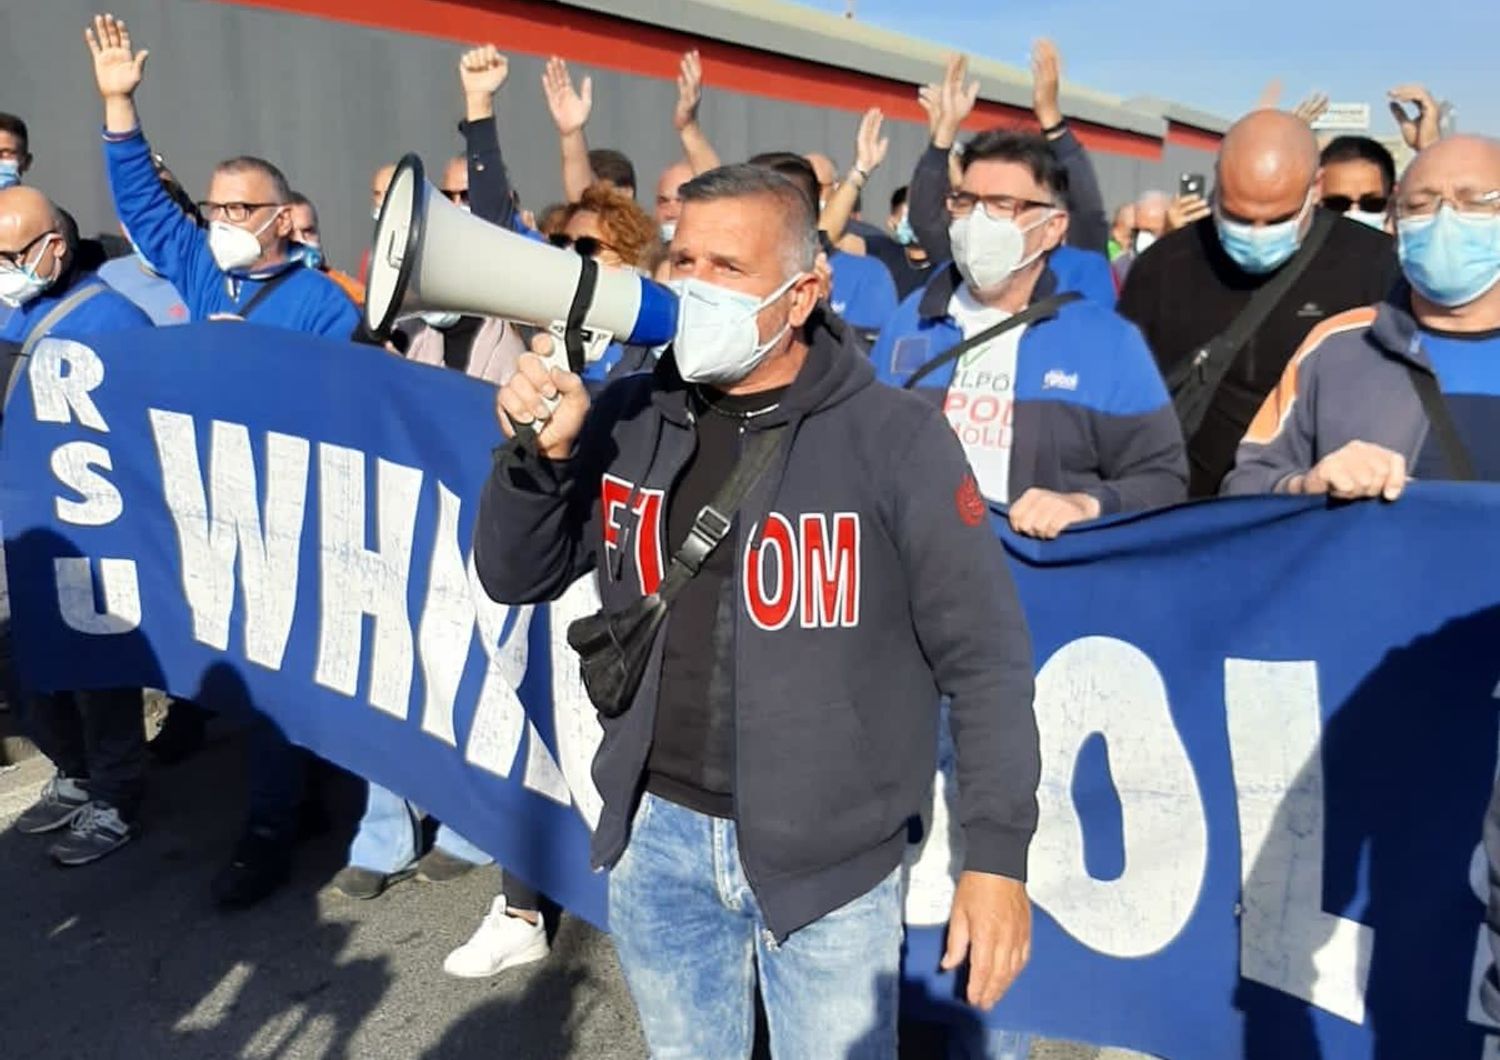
[628,278,678,347]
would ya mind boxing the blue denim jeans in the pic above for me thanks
[609,792,903,1059]
[348,782,494,874]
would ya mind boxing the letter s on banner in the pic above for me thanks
[1029,636,1208,958]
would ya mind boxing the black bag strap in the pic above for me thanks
[1404,362,1476,481]
[237,266,301,320]
[1166,209,1337,408]
[654,426,787,604]
[903,291,1081,389]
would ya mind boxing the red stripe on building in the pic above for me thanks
[1166,121,1222,153]
[218,0,1163,160]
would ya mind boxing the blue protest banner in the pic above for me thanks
[3,323,1499,1059]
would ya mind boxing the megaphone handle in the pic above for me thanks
[507,342,570,454]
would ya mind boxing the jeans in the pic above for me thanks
[21,688,146,817]
[947,1027,1032,1060]
[348,783,540,910]
[350,782,494,872]
[609,792,903,1059]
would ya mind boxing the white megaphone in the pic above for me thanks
[365,153,677,369]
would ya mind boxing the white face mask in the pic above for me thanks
[660,221,677,244]
[0,233,60,308]
[948,205,1056,295]
[208,208,283,272]
[668,273,803,385]
[419,311,462,329]
[1133,230,1157,254]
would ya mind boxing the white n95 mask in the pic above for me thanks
[949,206,1054,295]
[668,274,802,385]
[208,209,283,272]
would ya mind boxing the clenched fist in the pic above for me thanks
[497,352,590,460]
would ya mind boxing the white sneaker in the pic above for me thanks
[443,897,549,979]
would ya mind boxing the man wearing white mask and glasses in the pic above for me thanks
[873,130,1187,539]
[476,163,1040,1057]
[1119,109,1397,497]
[87,14,357,340]
[85,13,358,910]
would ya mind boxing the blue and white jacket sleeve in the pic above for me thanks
[1088,323,1189,513]
[103,129,214,301]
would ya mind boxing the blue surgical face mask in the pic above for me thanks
[1398,206,1500,308]
[1215,191,1313,274]
[0,160,20,190]
[894,214,916,246]
[289,241,323,271]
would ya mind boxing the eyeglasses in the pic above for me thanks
[1394,189,1500,219]
[1321,194,1388,215]
[0,229,59,269]
[195,201,283,224]
[548,233,618,259]
[946,191,1055,220]
[442,188,470,206]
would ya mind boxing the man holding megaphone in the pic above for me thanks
[474,164,1040,1058]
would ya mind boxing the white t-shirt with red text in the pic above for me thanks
[944,287,1027,503]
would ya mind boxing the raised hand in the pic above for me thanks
[1292,91,1330,126]
[85,13,149,99]
[542,56,593,137]
[927,54,981,150]
[855,108,889,176]
[674,50,705,133]
[1031,39,1063,132]
[1166,193,1210,232]
[1388,84,1443,150]
[460,44,509,99]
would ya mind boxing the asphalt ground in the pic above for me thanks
[0,725,1134,1060]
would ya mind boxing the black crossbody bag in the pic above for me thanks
[1165,210,1336,437]
[566,425,786,718]
[1405,362,1477,481]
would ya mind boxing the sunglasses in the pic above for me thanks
[548,233,617,259]
[442,188,470,206]
[1321,194,1388,215]
[0,229,59,269]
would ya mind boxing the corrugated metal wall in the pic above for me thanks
[0,0,1218,272]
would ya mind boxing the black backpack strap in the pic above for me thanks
[655,426,786,604]
[903,291,1082,390]
[1167,209,1337,435]
[1404,362,1476,481]
[237,266,302,320]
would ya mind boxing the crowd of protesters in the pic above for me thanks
[2,10,1497,1059]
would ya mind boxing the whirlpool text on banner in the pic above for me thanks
[3,323,1499,1059]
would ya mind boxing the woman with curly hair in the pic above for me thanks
[539,183,664,382]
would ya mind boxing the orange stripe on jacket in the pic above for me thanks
[1240,306,1381,445]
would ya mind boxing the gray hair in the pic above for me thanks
[214,155,292,204]
[679,164,819,276]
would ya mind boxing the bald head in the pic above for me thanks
[1399,135,1500,205]
[371,163,396,215]
[0,186,68,288]
[1217,109,1321,226]
[0,186,58,244]
[655,160,695,225]
[440,157,469,207]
